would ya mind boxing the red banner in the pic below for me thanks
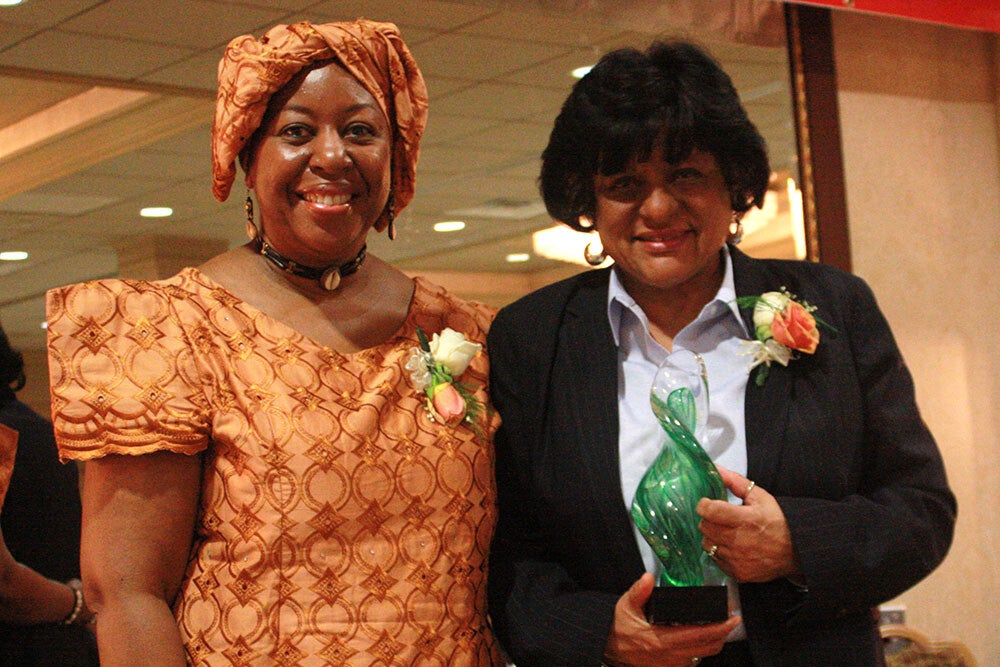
[786,0,1000,33]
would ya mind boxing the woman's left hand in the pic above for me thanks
[696,467,801,583]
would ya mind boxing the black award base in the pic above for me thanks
[644,585,728,625]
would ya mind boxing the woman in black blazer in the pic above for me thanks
[487,41,955,667]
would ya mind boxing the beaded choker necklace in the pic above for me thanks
[257,239,367,291]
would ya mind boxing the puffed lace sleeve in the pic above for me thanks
[46,278,211,461]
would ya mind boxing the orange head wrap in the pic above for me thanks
[211,19,429,228]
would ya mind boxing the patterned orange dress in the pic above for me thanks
[46,269,503,666]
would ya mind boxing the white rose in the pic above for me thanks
[429,328,482,377]
[752,291,790,340]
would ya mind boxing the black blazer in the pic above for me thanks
[487,247,955,666]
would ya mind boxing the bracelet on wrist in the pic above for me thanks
[61,579,85,626]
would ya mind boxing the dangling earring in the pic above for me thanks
[583,236,607,266]
[729,211,744,245]
[386,192,396,241]
[245,194,260,243]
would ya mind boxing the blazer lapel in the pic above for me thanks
[561,271,646,576]
[730,247,793,491]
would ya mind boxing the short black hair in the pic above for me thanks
[0,322,26,392]
[540,40,770,230]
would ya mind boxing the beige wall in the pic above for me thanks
[834,11,1000,663]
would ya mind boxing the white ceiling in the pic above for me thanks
[0,0,795,348]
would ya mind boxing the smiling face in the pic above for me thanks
[246,61,391,267]
[593,146,733,301]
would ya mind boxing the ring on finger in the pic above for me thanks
[706,544,718,559]
[691,658,701,665]
[745,480,756,497]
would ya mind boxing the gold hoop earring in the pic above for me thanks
[245,194,260,243]
[583,238,607,266]
[729,212,744,245]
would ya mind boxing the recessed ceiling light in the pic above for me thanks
[506,253,530,263]
[433,220,466,232]
[140,206,173,218]
[0,251,28,261]
[571,65,593,79]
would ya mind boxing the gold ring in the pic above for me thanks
[745,480,756,497]
[706,544,718,559]
[691,658,701,665]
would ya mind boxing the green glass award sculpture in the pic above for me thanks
[631,351,729,624]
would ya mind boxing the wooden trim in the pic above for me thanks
[784,3,852,272]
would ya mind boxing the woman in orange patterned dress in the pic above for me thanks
[46,20,503,666]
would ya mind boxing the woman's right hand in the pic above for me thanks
[603,573,740,667]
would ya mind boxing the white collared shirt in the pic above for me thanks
[608,247,751,638]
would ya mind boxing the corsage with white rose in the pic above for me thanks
[736,288,832,386]
[406,327,488,430]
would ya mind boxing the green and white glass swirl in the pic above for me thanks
[631,351,728,587]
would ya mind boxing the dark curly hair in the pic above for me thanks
[0,321,26,392]
[540,40,770,230]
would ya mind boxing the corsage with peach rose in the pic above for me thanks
[406,327,488,430]
[736,288,833,386]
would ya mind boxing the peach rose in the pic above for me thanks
[430,382,467,424]
[771,301,819,354]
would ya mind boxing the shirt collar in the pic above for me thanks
[607,245,747,347]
